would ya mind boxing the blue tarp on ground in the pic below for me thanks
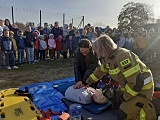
[19,77,75,120]
[19,77,118,120]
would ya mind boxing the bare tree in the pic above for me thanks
[15,22,25,31]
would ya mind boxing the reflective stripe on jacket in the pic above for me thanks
[89,47,153,99]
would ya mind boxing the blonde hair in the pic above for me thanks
[93,35,117,57]
[9,31,14,35]
[82,29,87,35]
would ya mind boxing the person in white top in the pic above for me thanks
[39,35,47,61]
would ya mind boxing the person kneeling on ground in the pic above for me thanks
[86,34,160,120]
[73,39,99,89]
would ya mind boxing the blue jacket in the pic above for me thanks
[15,36,25,49]
[43,27,51,36]
[73,36,80,50]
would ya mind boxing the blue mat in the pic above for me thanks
[62,98,118,120]
[82,101,112,114]
[52,80,76,95]
[19,77,75,120]
[53,80,112,114]
[19,77,117,120]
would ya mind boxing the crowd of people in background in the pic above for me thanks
[0,18,160,69]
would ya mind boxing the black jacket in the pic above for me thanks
[51,27,63,38]
[74,48,99,84]
[24,31,34,47]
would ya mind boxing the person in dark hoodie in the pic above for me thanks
[23,25,34,64]
[73,39,99,89]
[1,29,18,69]
[51,21,63,39]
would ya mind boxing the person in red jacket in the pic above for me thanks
[55,35,62,61]
[33,31,40,62]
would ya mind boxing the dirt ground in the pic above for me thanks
[0,60,160,90]
[0,59,74,90]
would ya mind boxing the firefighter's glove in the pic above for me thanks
[102,85,115,99]
[86,77,95,86]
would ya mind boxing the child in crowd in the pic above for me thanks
[62,36,68,59]
[42,23,50,36]
[9,31,17,59]
[68,23,75,37]
[24,25,35,64]
[95,27,101,37]
[16,30,25,66]
[0,26,5,68]
[39,35,47,61]
[81,29,88,39]
[55,35,62,61]
[33,30,40,62]
[48,34,56,60]
[91,32,98,42]
[87,26,94,41]
[63,24,69,36]
[73,30,80,49]
[124,32,134,50]
[67,35,74,59]
[44,34,49,58]
[1,29,18,69]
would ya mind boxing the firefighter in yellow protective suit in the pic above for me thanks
[86,35,157,120]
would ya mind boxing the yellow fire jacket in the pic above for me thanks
[87,47,154,101]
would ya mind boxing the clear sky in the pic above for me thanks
[0,0,160,28]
